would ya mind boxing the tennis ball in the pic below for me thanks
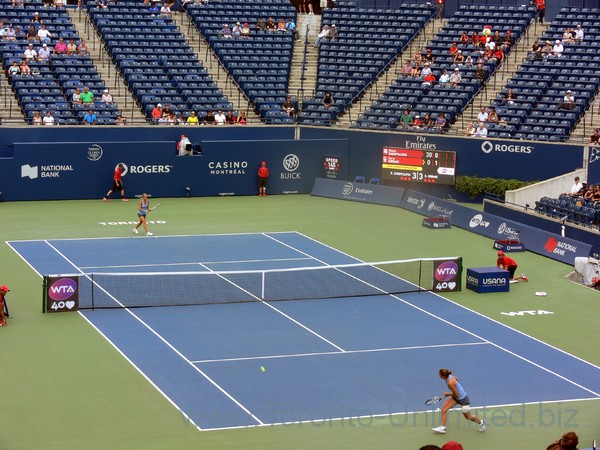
[260,366,266,373]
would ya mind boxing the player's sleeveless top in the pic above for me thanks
[448,375,467,400]
[138,200,149,216]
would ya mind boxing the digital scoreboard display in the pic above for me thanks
[381,147,456,185]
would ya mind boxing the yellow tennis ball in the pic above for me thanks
[260,366,266,373]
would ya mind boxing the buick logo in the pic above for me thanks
[481,141,493,154]
[283,154,300,172]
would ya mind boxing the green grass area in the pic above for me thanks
[1,195,599,450]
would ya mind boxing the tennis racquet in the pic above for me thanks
[424,395,447,405]
[149,203,161,211]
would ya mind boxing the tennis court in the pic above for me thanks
[8,231,600,431]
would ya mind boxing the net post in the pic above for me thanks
[457,257,463,290]
[261,271,265,300]
[42,275,47,313]
[91,273,95,311]
[419,259,423,292]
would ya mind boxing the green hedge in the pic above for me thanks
[455,176,537,200]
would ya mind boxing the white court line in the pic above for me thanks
[192,341,488,364]
[294,232,600,389]
[79,257,314,271]
[197,261,346,352]
[42,240,265,427]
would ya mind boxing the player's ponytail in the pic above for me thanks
[439,368,452,377]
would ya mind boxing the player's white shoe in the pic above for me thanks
[479,419,487,432]
[432,426,447,434]
[146,232,153,236]
[133,228,138,234]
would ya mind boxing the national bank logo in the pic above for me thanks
[21,164,38,179]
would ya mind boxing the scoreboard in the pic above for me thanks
[381,146,456,185]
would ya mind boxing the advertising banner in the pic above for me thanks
[401,190,592,264]
[44,275,79,313]
[311,178,405,206]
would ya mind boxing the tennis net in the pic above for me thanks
[42,257,462,312]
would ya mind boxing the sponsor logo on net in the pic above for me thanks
[427,201,453,216]
[469,214,490,228]
[497,222,520,237]
[481,141,533,154]
[544,237,578,256]
[21,164,73,179]
[208,161,247,175]
[48,278,77,301]
[120,163,173,176]
[282,153,301,179]
[407,196,426,209]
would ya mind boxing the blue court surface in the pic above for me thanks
[8,232,600,431]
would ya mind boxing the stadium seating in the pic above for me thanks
[298,2,436,126]
[535,193,599,226]
[186,0,296,123]
[352,4,536,131]
[487,7,600,141]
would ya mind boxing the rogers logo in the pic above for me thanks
[119,163,172,175]
[481,141,493,154]
[481,141,533,154]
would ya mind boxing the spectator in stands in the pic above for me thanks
[43,110,55,126]
[323,91,334,109]
[19,60,31,75]
[241,22,251,39]
[32,110,42,125]
[589,128,599,145]
[459,31,469,44]
[256,18,266,32]
[435,0,444,19]
[4,25,16,41]
[54,37,68,55]
[220,24,232,38]
[266,17,277,32]
[559,90,575,110]
[490,46,504,65]
[204,110,216,125]
[162,103,173,117]
[314,25,330,47]
[238,111,247,124]
[232,22,242,38]
[499,117,509,128]
[472,31,481,48]
[501,88,517,105]
[400,109,413,128]
[593,185,600,201]
[552,39,564,57]
[547,431,578,450]
[453,49,464,66]
[282,96,295,116]
[31,12,41,23]
[277,18,286,32]
[186,110,199,125]
[83,108,97,125]
[27,25,38,42]
[472,121,488,137]
[214,109,226,125]
[422,71,436,90]
[148,3,160,15]
[97,0,109,8]
[37,24,53,43]
[401,59,412,77]
[78,39,89,55]
[151,104,162,123]
[72,87,82,105]
[476,63,486,85]
[101,89,113,104]
[160,2,171,17]
[529,41,542,60]
[434,112,447,133]
[7,61,20,79]
[422,113,432,128]
[477,107,488,123]
[306,0,314,15]
[413,115,424,128]
[535,0,545,24]
[421,62,432,79]
[24,43,37,61]
[67,38,77,56]
[484,44,494,61]
[493,30,503,46]
[487,107,498,124]
[449,67,461,88]
[13,0,24,6]
[329,24,338,41]
[423,48,435,65]
[476,50,487,65]
[411,53,423,77]
[226,110,237,124]
[115,114,127,125]
[38,43,50,61]
[286,18,298,40]
[584,184,595,201]
[562,28,574,44]
[465,121,477,136]
[574,24,584,42]
[448,42,459,56]
[80,86,94,105]
[503,30,513,49]
[464,53,473,67]
[566,176,583,197]
[438,69,450,87]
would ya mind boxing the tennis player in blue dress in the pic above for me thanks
[133,193,153,236]
[432,368,486,434]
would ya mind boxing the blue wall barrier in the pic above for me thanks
[401,189,592,265]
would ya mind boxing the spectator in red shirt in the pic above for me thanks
[103,163,128,202]
[535,0,545,24]
[449,42,459,56]
[151,103,163,123]
[258,161,269,197]
[497,251,528,282]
